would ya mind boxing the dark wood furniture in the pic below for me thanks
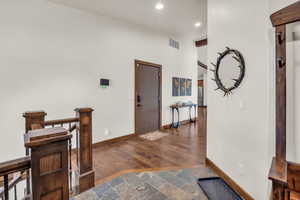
[269,2,300,200]
[25,127,72,200]
[170,104,197,128]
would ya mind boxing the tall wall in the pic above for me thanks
[207,0,271,199]
[0,0,198,162]
[207,0,300,199]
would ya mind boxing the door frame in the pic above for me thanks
[134,59,162,135]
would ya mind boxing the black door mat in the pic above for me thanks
[197,177,243,200]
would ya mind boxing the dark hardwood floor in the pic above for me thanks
[91,108,207,185]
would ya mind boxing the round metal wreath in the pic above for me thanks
[211,47,245,96]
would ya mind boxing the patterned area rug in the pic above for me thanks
[72,167,217,200]
[139,131,169,141]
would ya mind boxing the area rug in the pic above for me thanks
[197,177,243,200]
[139,131,168,141]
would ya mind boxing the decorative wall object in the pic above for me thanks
[180,78,186,96]
[172,77,192,97]
[172,77,180,96]
[186,79,192,96]
[211,47,245,96]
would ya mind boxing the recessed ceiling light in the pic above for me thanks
[155,2,164,10]
[195,22,202,28]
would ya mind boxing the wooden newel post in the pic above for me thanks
[23,111,47,195]
[23,111,47,133]
[25,127,72,200]
[75,108,95,193]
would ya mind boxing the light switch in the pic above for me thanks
[239,100,244,109]
[104,129,110,136]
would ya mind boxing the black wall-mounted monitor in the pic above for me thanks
[100,79,110,86]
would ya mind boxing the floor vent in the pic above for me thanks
[198,177,243,200]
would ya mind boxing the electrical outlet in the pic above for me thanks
[104,129,110,136]
[238,162,244,169]
[238,162,245,176]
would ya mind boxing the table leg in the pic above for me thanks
[189,105,197,123]
[189,106,192,122]
[176,108,180,128]
[171,108,175,128]
[194,105,197,122]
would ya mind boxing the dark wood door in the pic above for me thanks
[135,61,161,135]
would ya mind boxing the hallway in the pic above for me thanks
[92,108,207,185]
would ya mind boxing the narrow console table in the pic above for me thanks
[170,104,197,128]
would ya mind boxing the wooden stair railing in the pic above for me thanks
[0,156,31,200]
[23,107,95,194]
[269,1,300,200]
[0,129,75,200]
[0,107,94,199]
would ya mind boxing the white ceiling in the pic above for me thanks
[50,0,207,40]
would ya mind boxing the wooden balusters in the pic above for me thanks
[0,156,31,200]
[74,108,95,193]
[3,175,8,200]
[69,124,77,133]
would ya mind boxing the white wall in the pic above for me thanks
[0,0,198,162]
[286,22,300,162]
[207,0,300,199]
[207,0,271,199]
[287,22,300,163]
